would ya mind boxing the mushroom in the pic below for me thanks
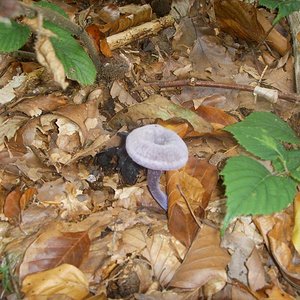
[125,124,188,210]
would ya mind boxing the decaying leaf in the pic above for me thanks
[3,188,22,222]
[120,225,186,287]
[170,225,230,294]
[19,223,90,280]
[109,94,212,134]
[167,158,218,247]
[255,212,300,287]
[22,263,89,299]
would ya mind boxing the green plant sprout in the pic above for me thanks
[0,0,97,86]
[221,112,300,234]
[0,259,13,296]
[259,0,300,24]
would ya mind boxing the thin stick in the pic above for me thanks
[144,79,300,103]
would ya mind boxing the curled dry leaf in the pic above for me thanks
[170,225,230,294]
[35,33,68,90]
[19,223,90,280]
[22,263,89,299]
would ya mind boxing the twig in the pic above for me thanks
[144,79,300,103]
[17,1,103,74]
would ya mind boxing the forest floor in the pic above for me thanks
[0,0,300,299]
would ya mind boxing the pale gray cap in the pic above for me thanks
[125,124,188,171]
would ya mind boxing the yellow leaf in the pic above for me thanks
[22,263,89,299]
[292,192,300,254]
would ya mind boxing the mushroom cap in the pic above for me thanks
[125,124,188,171]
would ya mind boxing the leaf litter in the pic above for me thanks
[0,0,300,299]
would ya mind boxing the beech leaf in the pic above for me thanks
[22,263,89,299]
[19,224,90,280]
[170,225,230,290]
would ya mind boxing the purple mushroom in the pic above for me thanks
[125,124,188,210]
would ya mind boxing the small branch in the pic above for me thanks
[18,1,103,74]
[144,79,300,103]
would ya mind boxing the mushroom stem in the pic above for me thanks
[147,169,168,210]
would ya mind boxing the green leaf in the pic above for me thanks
[35,0,68,18]
[44,22,96,85]
[221,156,297,233]
[0,20,31,52]
[224,112,300,161]
[273,149,300,181]
[259,0,300,24]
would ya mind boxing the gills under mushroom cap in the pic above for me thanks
[125,124,188,171]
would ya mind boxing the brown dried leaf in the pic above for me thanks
[109,94,212,134]
[214,0,265,43]
[170,225,230,290]
[255,212,300,287]
[19,223,90,280]
[264,285,295,300]
[196,106,238,127]
[12,94,68,117]
[167,158,218,247]
[120,225,186,287]
[246,247,267,291]
[22,263,89,299]
[19,187,37,210]
[3,188,21,222]
[167,170,203,247]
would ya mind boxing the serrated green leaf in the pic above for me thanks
[221,156,297,233]
[259,0,280,9]
[44,22,96,85]
[35,0,68,18]
[0,21,31,52]
[224,112,300,160]
[259,0,300,24]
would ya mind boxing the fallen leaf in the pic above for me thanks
[196,106,238,127]
[120,225,186,287]
[167,158,218,247]
[22,263,89,299]
[19,223,90,280]
[35,29,68,89]
[3,188,22,222]
[109,94,212,134]
[292,192,300,254]
[167,169,203,247]
[170,225,230,292]
[215,0,265,43]
[246,247,267,291]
